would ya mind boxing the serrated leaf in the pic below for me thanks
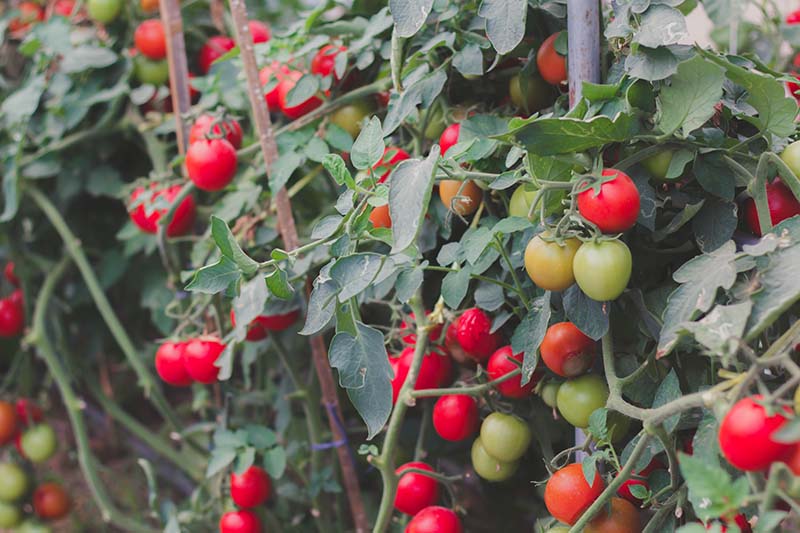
[351,117,385,170]
[679,452,748,521]
[508,113,639,156]
[633,5,688,48]
[331,253,383,301]
[185,256,241,294]
[746,244,800,339]
[383,70,447,135]
[511,292,551,384]
[563,285,609,340]
[211,216,259,275]
[657,55,725,136]
[300,275,338,336]
[681,301,751,357]
[390,150,439,253]
[206,448,237,478]
[479,0,527,55]
[389,0,434,37]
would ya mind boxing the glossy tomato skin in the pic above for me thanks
[479,412,531,462]
[219,510,262,533]
[487,346,539,398]
[129,184,196,237]
[577,169,640,233]
[439,180,482,216]
[33,482,70,520]
[248,20,271,43]
[259,61,291,111]
[4,262,19,287]
[311,45,347,79]
[572,240,632,302]
[0,294,24,337]
[189,114,243,149]
[544,463,605,525]
[432,395,478,442]
[198,36,236,74]
[230,466,272,508]
[9,2,44,33]
[556,374,609,428]
[232,309,300,341]
[20,424,57,463]
[470,437,519,481]
[155,341,192,386]
[134,20,166,60]
[330,102,373,138]
[537,33,567,85]
[53,0,77,17]
[641,150,674,181]
[524,234,581,292]
[394,462,440,515]
[781,140,800,177]
[15,399,43,426]
[0,462,28,502]
[375,147,411,183]
[742,179,800,236]
[405,506,463,533]
[399,312,444,345]
[454,308,499,363]
[390,347,453,402]
[185,138,238,191]
[719,396,793,471]
[0,401,17,445]
[439,124,460,156]
[788,9,800,23]
[133,55,170,86]
[585,497,640,533]
[540,322,596,378]
[617,458,663,504]
[87,0,121,23]
[182,338,226,384]
[278,70,323,119]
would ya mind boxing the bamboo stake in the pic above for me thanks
[159,0,192,154]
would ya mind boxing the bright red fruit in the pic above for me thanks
[432,395,479,442]
[390,347,453,403]
[15,399,43,426]
[311,44,347,79]
[9,2,44,33]
[540,322,596,378]
[53,0,76,17]
[405,506,463,533]
[154,341,192,386]
[128,184,196,237]
[0,293,24,338]
[545,463,605,525]
[231,309,300,341]
[439,124,460,156]
[182,337,226,384]
[399,311,443,345]
[198,35,236,74]
[219,510,262,533]
[259,61,291,110]
[743,179,800,236]
[454,308,500,363]
[787,9,800,23]
[188,114,243,149]
[185,138,238,191]
[134,20,167,60]
[536,33,567,85]
[278,70,323,119]
[375,147,411,183]
[617,458,663,505]
[394,462,440,515]
[230,466,272,508]
[33,482,71,520]
[577,169,640,233]
[487,346,539,398]
[718,396,793,471]
[4,262,19,287]
[248,20,271,44]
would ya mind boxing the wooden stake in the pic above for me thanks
[159,0,192,154]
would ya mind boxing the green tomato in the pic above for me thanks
[641,150,674,181]
[14,520,52,533]
[20,424,57,463]
[422,106,445,140]
[540,382,560,408]
[479,412,531,462]
[781,140,800,178]
[572,240,632,302]
[134,56,170,86]
[87,0,122,23]
[0,463,28,502]
[509,73,553,115]
[556,374,609,429]
[0,501,22,528]
[677,0,697,15]
[470,438,518,482]
[508,185,538,218]
[330,102,374,138]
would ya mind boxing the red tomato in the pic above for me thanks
[399,311,444,345]
[230,466,272,508]
[4,262,19,287]
[0,294,24,338]
[707,514,753,533]
[248,20,270,44]
[719,396,793,471]
[154,341,192,387]
[787,9,800,23]
[0,401,17,445]
[540,322,596,378]
[585,497,640,533]
[33,482,71,520]
[134,20,166,60]
[390,347,453,403]
[9,2,44,33]
[128,184,196,237]
[219,510,262,533]
[185,138,238,191]
[198,35,235,74]
[617,458,663,505]
[439,124,460,156]
[53,0,77,17]
[783,443,800,475]
[369,204,391,228]
[789,53,800,101]
[15,399,43,426]
[231,309,300,341]
[311,44,347,79]
[182,337,226,384]
[278,70,323,119]
[536,33,567,85]
[394,462,440,515]
[259,61,291,111]
[743,179,800,236]
[405,506,463,533]
[188,114,243,149]
[544,463,605,525]
[432,395,478,442]
[375,147,411,183]
[453,308,500,363]
[487,346,539,398]
[577,169,641,233]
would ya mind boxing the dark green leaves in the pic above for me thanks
[389,0,434,38]
[508,113,639,156]
[479,0,527,55]
[351,117,385,170]
[330,253,383,301]
[632,5,688,48]
[511,292,551,385]
[185,256,241,294]
[211,216,259,275]
[679,452,749,522]
[390,149,439,253]
[383,69,447,135]
[657,55,725,137]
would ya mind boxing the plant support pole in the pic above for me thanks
[159,0,192,153]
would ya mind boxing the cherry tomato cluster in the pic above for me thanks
[185,114,240,192]
[219,465,272,533]
[230,308,300,342]
[128,183,196,237]
[0,262,25,339]
[154,337,226,386]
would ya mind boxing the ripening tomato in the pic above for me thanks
[536,33,567,85]
[509,73,553,115]
[133,55,170,86]
[330,102,373,138]
[556,374,609,428]
[0,294,24,338]
[188,114,243,149]
[9,2,44,33]
[390,347,453,402]
[185,138,238,191]
[278,70,323,119]
[198,35,236,74]
[617,458,664,505]
[394,462,440,515]
[4,262,19,287]
[259,61,291,111]
[134,20,166,60]
[154,341,192,386]
[439,180,482,216]
[399,312,444,345]
[231,309,300,341]
[140,0,158,12]
[375,147,411,183]
[585,497,641,533]
[182,337,226,384]
[719,396,793,471]
[52,0,77,17]
[432,395,478,442]
[572,239,632,302]
[0,402,16,445]
[787,8,800,23]
[540,322,596,378]
[577,169,640,233]
[0,462,28,502]
[452,308,500,363]
[219,510,262,533]
[0,501,22,528]
[33,482,70,521]
[406,506,463,533]
[479,412,531,462]
[439,124,460,156]
[544,463,604,525]
[369,204,391,228]
[248,20,271,44]
[523,233,581,292]
[470,437,519,481]
[311,44,347,80]
[15,399,42,427]
[128,184,196,237]
[87,0,121,23]
[641,150,674,181]
[508,185,538,219]
[540,382,560,408]
[230,466,272,508]
[742,179,800,236]
[20,424,57,463]
[487,346,539,399]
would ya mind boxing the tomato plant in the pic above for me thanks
[571,240,632,302]
[556,374,609,429]
[584,497,640,533]
[540,322,596,378]
[32,482,70,521]
[742,179,800,236]
[230,465,272,508]
[185,138,238,191]
[544,463,604,525]
[249,21,271,44]
[182,337,225,384]
[432,395,478,442]
[487,346,537,398]
[577,169,640,234]
[134,20,167,60]
[188,114,244,149]
[87,0,121,22]
[405,506,462,533]
[438,179,482,215]
[198,35,236,74]
[470,437,518,482]
[394,462,439,515]
[0,401,17,445]
[128,184,196,237]
[478,412,531,462]
[219,510,262,533]
[20,424,57,463]
[0,463,28,502]
[718,396,793,471]
[524,233,581,292]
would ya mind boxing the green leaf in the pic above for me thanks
[263,446,287,479]
[563,285,609,340]
[679,452,749,521]
[389,0,434,38]
[441,267,471,308]
[351,116,385,170]
[492,217,532,235]
[459,114,508,161]
[746,244,800,339]
[329,322,393,439]
[508,113,639,156]
[234,447,256,474]
[511,292,551,385]
[395,264,424,304]
[266,268,293,300]
[694,153,735,200]
[185,256,242,294]
[461,227,494,265]
[61,45,118,73]
[322,153,354,188]
[588,408,609,442]
[245,425,277,449]
[383,69,447,135]
[285,74,320,107]
[232,276,269,341]
[453,43,484,77]
[1,74,46,126]
[390,150,439,253]
[479,0,527,55]
[692,198,737,252]
[330,253,383,301]
[206,448,237,478]
[681,301,752,358]
[211,216,259,275]
[651,370,681,433]
[581,452,601,487]
[269,151,303,195]
[311,215,344,240]
[625,46,683,82]
[300,274,338,336]
[657,55,725,137]
[632,5,688,48]
[474,282,504,312]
